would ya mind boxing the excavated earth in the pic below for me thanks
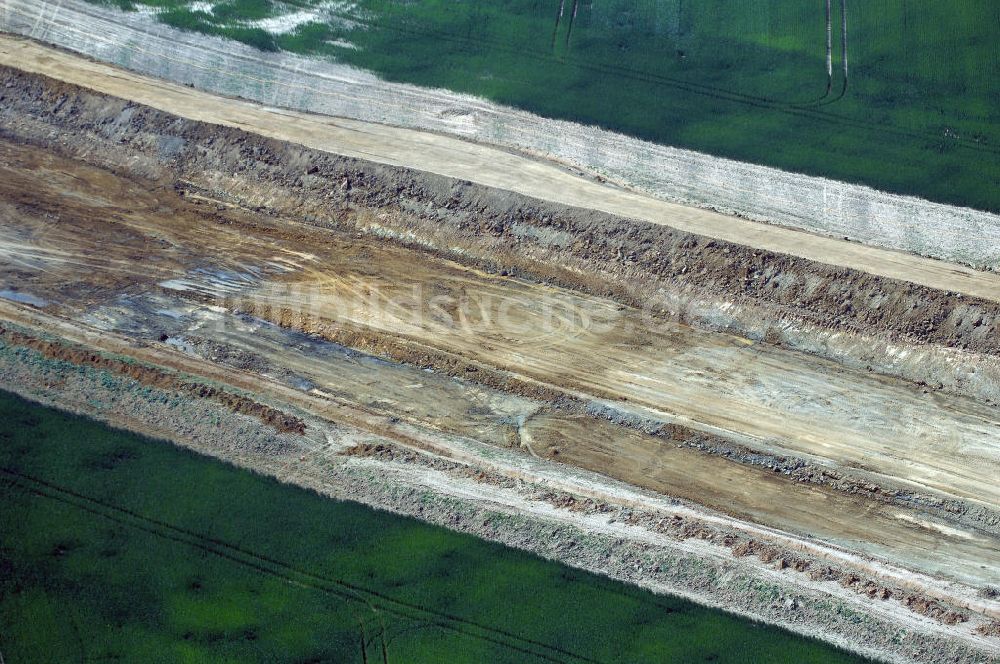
[0,39,998,664]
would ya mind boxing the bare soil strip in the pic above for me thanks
[0,134,996,589]
[0,38,998,663]
[2,307,998,663]
[1,35,999,303]
[3,56,999,415]
[6,0,1000,271]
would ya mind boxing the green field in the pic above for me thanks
[0,390,870,663]
[95,0,1000,212]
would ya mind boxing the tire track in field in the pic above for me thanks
[550,0,565,51]
[0,467,608,664]
[813,0,849,107]
[271,0,986,154]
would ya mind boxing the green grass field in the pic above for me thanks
[0,390,870,663]
[94,0,1000,212]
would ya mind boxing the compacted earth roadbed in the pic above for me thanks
[0,36,998,663]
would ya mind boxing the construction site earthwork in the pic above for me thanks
[0,2,998,663]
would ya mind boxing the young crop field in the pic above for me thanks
[0,390,871,663]
[92,0,1000,212]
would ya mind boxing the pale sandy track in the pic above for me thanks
[2,36,999,304]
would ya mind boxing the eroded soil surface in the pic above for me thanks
[0,137,996,587]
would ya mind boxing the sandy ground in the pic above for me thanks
[0,138,996,592]
[1,35,999,304]
[258,258,1000,513]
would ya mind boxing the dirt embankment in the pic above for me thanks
[343,439,975,628]
[1,66,999,401]
[3,338,994,664]
[0,321,991,655]
[2,64,998,530]
[5,0,1000,272]
[0,325,305,434]
[3,124,993,543]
